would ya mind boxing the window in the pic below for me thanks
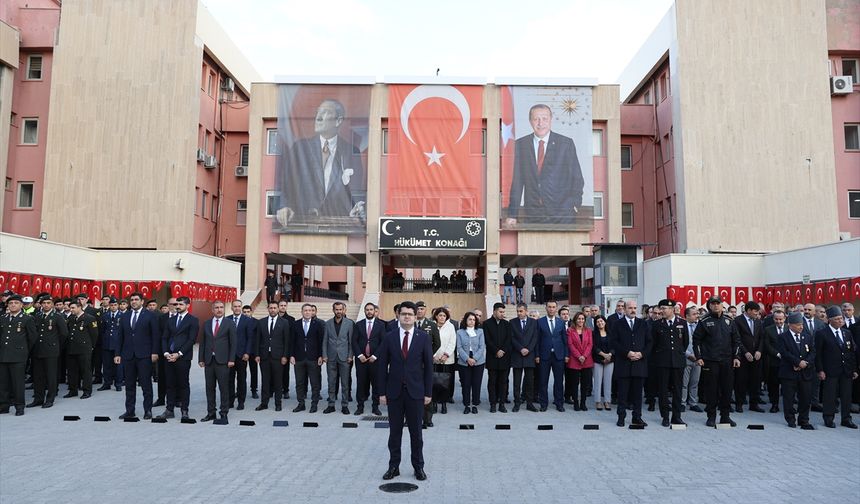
[657,201,664,227]
[211,196,218,222]
[843,59,859,83]
[266,129,280,155]
[592,129,603,156]
[660,73,669,100]
[666,195,673,224]
[208,71,215,97]
[203,130,209,154]
[849,191,860,219]
[26,55,42,80]
[621,202,634,228]
[593,192,604,219]
[194,187,199,215]
[201,65,207,90]
[265,190,280,217]
[845,124,859,151]
[481,128,487,156]
[4,177,11,191]
[237,199,247,226]
[21,118,38,144]
[601,248,638,287]
[201,190,208,219]
[239,144,249,166]
[621,145,632,170]
[16,182,34,208]
[382,128,389,155]
[643,89,651,105]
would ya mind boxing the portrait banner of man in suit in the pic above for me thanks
[500,86,593,230]
[273,84,371,234]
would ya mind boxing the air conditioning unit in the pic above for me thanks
[204,155,217,168]
[196,149,206,162]
[221,77,234,92]
[831,75,853,95]
[234,165,248,177]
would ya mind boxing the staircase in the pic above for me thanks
[252,300,362,321]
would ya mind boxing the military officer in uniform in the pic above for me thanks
[0,295,38,415]
[693,296,742,427]
[815,305,859,429]
[651,299,689,427]
[98,298,123,391]
[415,301,440,426]
[65,300,99,399]
[28,296,68,408]
[778,312,816,429]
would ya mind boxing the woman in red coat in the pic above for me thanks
[565,311,594,411]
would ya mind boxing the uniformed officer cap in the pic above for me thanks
[826,306,842,319]
[415,301,426,308]
[75,293,88,299]
[1,290,12,297]
[108,296,118,303]
[22,296,33,303]
[707,295,722,305]
[657,299,675,308]
[787,312,804,324]
[7,294,22,302]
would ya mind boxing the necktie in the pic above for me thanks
[835,329,843,346]
[794,333,800,347]
[628,318,634,330]
[777,326,782,335]
[214,318,220,337]
[537,139,545,174]
[176,315,181,328]
[304,320,309,335]
[549,318,554,333]
[365,321,372,356]
[402,331,409,359]
[234,315,238,326]
[748,318,754,334]
[322,141,331,193]
[269,318,274,335]
[131,310,138,329]
[521,319,526,330]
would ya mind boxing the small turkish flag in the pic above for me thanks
[32,276,44,293]
[19,276,31,295]
[825,281,838,303]
[790,285,802,306]
[765,287,774,305]
[813,283,825,304]
[837,279,850,302]
[667,285,682,304]
[122,282,136,299]
[852,277,860,299]
[718,287,732,305]
[91,283,102,301]
[139,282,152,299]
[62,280,71,297]
[735,287,749,305]
[683,285,698,305]
[0,272,7,292]
[72,280,81,296]
[751,287,765,304]
[802,284,814,303]
[700,286,715,305]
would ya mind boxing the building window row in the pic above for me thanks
[26,55,43,80]
[621,202,634,228]
[849,191,860,220]
[17,182,34,208]
[21,118,38,145]
[845,123,859,151]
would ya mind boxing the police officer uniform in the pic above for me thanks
[28,307,68,408]
[692,296,742,427]
[65,311,99,398]
[0,296,38,415]
[651,299,689,426]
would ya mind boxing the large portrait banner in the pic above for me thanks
[500,86,594,230]
[273,84,371,234]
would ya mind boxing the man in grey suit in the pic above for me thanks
[199,301,236,423]
[510,302,539,412]
[323,302,354,414]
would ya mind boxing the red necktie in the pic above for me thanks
[537,139,545,174]
[402,331,409,359]
[214,318,220,337]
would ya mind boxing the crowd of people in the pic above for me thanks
[1,288,857,431]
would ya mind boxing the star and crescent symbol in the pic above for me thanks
[381,219,401,236]
[400,85,470,168]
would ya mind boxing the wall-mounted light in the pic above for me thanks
[39,232,48,240]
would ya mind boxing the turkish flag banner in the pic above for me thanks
[62,280,71,297]
[837,279,850,302]
[91,283,102,302]
[852,277,860,300]
[386,84,484,217]
[122,282,136,299]
[80,281,90,298]
[814,283,825,304]
[825,281,838,303]
[802,284,814,304]
[72,280,81,296]
[790,285,802,306]
[0,272,7,292]
[667,285,682,304]
[106,281,120,297]
[774,288,783,304]
[751,287,765,304]
[718,286,732,305]
[32,276,44,294]
[682,285,698,305]
[51,279,62,297]
[19,276,31,295]
[139,282,152,299]
[700,286,715,305]
[8,273,20,293]
[735,287,749,305]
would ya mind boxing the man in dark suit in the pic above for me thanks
[276,99,366,228]
[504,104,584,226]
[277,300,295,400]
[28,296,67,408]
[199,301,236,423]
[536,300,569,412]
[510,302,538,412]
[841,302,860,411]
[115,292,161,420]
[255,302,289,411]
[693,296,742,427]
[815,306,858,429]
[378,301,433,481]
[610,299,652,427]
[778,312,817,428]
[353,303,385,416]
[242,305,260,399]
[651,299,688,427]
[483,302,512,413]
[64,300,98,399]
[763,309,787,412]
[733,301,765,413]
[98,298,123,392]
[158,296,199,420]
[227,299,255,411]
[802,302,826,411]
[0,295,38,415]
[291,303,325,413]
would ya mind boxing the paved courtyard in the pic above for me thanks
[1,366,858,504]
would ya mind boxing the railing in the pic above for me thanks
[303,286,349,301]
[382,277,484,294]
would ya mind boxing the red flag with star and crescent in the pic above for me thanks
[386,85,484,217]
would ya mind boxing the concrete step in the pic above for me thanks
[252,301,362,321]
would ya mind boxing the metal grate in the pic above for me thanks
[361,415,389,421]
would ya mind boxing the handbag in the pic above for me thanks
[432,364,452,401]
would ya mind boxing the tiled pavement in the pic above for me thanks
[1,365,858,504]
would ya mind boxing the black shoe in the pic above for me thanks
[616,416,625,427]
[342,406,349,415]
[679,405,686,412]
[382,467,400,480]
[63,392,77,398]
[220,414,228,424]
[118,412,134,420]
[293,403,306,413]
[749,405,765,413]
[181,410,189,420]
[662,417,670,427]
[647,402,655,412]
[414,468,427,481]
[464,406,471,414]
[769,405,779,413]
[157,410,175,420]
[201,413,216,422]
[309,404,318,413]
[498,404,507,413]
[153,399,165,407]
[490,404,497,413]
[526,403,538,412]
[471,406,478,414]
[42,401,54,408]
[512,403,521,412]
[824,419,836,428]
[440,403,447,414]
[26,400,43,408]
[632,417,647,427]
[15,409,24,416]
[80,393,91,399]
[237,403,244,411]
[539,406,547,412]
[579,402,588,412]
[143,411,152,420]
[734,404,744,413]
[800,423,815,430]
[556,405,565,412]
[811,403,823,412]
[323,406,336,414]
[787,419,797,428]
[255,403,268,411]
[841,419,858,429]
[671,418,686,426]
[706,418,716,427]
[252,392,259,399]
[720,417,736,427]
[115,385,122,391]
[354,406,364,416]
[689,405,704,413]
[275,403,282,412]
[372,407,382,416]
[97,384,111,391]
[93,378,103,385]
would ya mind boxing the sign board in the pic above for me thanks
[378,218,486,251]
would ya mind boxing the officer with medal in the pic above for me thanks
[65,299,99,399]
[777,312,816,429]
[0,295,38,415]
[651,299,689,427]
[28,296,68,408]
[693,295,742,427]
[415,301,441,427]
[815,305,859,429]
